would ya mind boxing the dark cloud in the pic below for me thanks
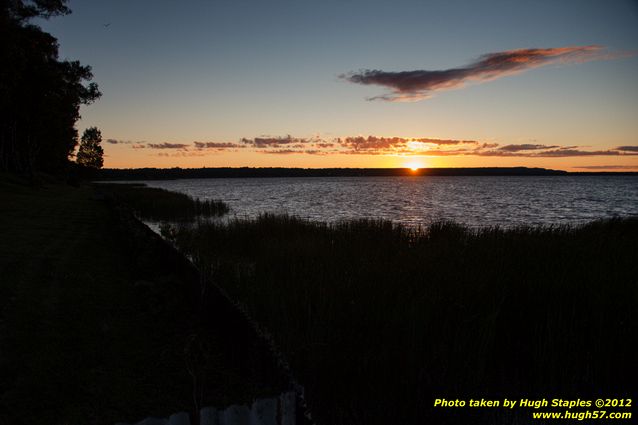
[415,138,479,145]
[193,142,244,149]
[339,136,408,151]
[341,46,609,101]
[475,148,638,157]
[531,149,633,157]
[147,142,190,149]
[336,136,480,154]
[498,144,559,152]
[261,149,300,155]
[240,135,317,148]
[481,143,500,149]
[156,151,207,157]
[131,134,637,159]
[106,139,144,145]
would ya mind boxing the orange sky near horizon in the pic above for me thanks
[99,132,638,171]
[102,143,638,172]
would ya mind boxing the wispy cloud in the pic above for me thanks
[337,136,481,153]
[123,135,638,159]
[106,138,145,145]
[341,45,614,101]
[575,165,638,170]
[240,135,317,148]
[193,142,245,149]
[497,144,559,152]
[147,142,190,149]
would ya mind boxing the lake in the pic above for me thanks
[133,175,638,227]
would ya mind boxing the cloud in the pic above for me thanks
[530,148,634,157]
[240,135,317,148]
[128,134,638,159]
[497,144,560,152]
[574,165,638,170]
[475,147,638,157]
[341,45,612,101]
[339,136,409,151]
[336,136,480,153]
[193,142,244,149]
[147,142,190,149]
[261,149,300,155]
[106,139,144,145]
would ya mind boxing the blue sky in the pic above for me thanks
[38,0,638,169]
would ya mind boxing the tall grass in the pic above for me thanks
[163,215,638,425]
[95,183,229,221]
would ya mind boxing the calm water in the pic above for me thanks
[134,176,638,227]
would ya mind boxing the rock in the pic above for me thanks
[251,398,277,425]
[200,407,219,425]
[168,411,190,425]
[221,404,250,425]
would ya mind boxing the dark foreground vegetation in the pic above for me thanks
[95,183,229,221]
[162,215,638,425]
[0,178,285,425]
[1,1,100,177]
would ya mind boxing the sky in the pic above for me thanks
[38,0,638,170]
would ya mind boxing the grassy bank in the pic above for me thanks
[0,178,284,425]
[94,182,229,221]
[164,215,638,425]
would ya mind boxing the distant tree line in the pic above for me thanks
[97,166,571,180]
[0,0,101,177]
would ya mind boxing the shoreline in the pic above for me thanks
[0,178,291,424]
[96,166,638,181]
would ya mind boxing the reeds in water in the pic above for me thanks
[161,215,638,425]
[95,183,229,221]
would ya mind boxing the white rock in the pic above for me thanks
[221,404,250,425]
[168,411,190,425]
[200,406,219,425]
[135,418,168,425]
[251,398,277,425]
[280,392,296,425]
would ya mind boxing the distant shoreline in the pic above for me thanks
[97,166,638,180]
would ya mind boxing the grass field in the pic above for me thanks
[163,214,638,425]
[0,177,284,425]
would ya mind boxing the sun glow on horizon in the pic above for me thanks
[405,161,424,171]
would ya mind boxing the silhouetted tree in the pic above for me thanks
[0,0,100,176]
[76,127,104,169]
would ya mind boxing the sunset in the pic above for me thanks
[34,0,638,171]
[1,1,637,425]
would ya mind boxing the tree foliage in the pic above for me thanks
[0,0,101,175]
[76,127,103,169]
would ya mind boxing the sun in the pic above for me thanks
[405,161,423,172]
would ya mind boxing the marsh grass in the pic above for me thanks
[163,214,638,425]
[94,183,229,221]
